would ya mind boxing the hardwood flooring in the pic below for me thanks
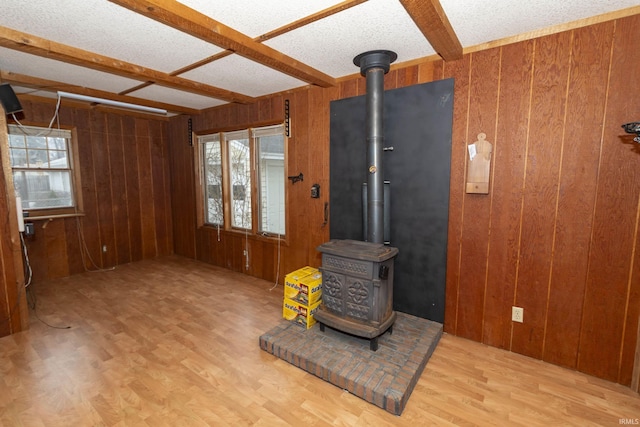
[1,256,638,426]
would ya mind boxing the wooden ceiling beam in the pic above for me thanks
[108,0,337,88]
[0,26,255,104]
[398,0,463,61]
[0,71,200,115]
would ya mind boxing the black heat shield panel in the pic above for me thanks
[329,78,454,323]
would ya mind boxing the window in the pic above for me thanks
[225,129,252,229]
[255,126,285,235]
[8,125,79,213]
[198,123,286,236]
[201,133,223,225]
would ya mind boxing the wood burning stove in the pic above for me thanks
[316,50,398,351]
[315,240,398,350]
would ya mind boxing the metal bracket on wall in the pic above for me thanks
[188,118,193,146]
[288,172,303,184]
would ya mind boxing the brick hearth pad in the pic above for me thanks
[259,312,443,415]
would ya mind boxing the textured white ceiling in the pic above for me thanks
[1,0,639,115]
[178,0,347,38]
[265,0,436,77]
[441,0,640,47]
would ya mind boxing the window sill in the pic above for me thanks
[27,212,85,221]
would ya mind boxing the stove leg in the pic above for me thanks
[319,323,325,332]
[388,325,393,335]
[370,336,379,351]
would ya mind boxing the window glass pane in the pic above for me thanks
[225,131,251,229]
[26,135,47,149]
[201,136,224,225]
[28,149,49,167]
[9,134,25,148]
[13,170,73,209]
[256,127,285,235]
[47,137,67,150]
[49,150,69,168]
[10,148,27,167]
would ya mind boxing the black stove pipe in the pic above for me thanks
[353,50,397,244]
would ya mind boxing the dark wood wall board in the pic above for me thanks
[510,31,573,360]
[483,40,533,351]
[455,48,500,342]
[578,14,640,383]
[543,22,613,369]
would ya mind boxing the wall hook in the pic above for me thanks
[288,172,304,184]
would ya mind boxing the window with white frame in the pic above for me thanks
[198,123,285,236]
[8,124,77,212]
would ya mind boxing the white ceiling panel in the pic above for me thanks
[0,0,224,73]
[178,0,348,38]
[128,84,228,110]
[1,1,638,114]
[264,0,436,77]
[441,0,640,47]
[0,47,141,93]
[181,54,307,97]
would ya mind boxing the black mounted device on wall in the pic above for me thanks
[0,83,23,114]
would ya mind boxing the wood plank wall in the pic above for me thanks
[0,100,173,288]
[170,14,640,386]
[0,112,28,336]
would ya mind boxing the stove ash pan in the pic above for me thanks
[315,240,398,349]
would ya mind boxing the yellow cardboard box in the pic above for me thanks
[282,298,321,329]
[285,271,322,306]
[284,266,320,304]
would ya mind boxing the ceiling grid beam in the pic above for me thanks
[399,0,463,61]
[0,26,255,104]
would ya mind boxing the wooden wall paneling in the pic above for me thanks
[198,228,214,266]
[483,41,533,350]
[512,31,572,359]
[579,15,640,383]
[285,89,311,273]
[168,115,196,259]
[74,110,102,271]
[0,111,27,336]
[625,216,640,387]
[107,113,132,265]
[397,65,419,88]
[357,74,366,96]
[384,69,398,91]
[306,86,327,267]
[44,219,69,279]
[418,60,441,84]
[543,23,614,369]
[23,223,47,282]
[63,217,83,276]
[455,47,501,342]
[121,115,143,263]
[150,120,171,256]
[0,165,16,336]
[135,119,156,260]
[91,113,116,268]
[338,79,358,100]
[231,233,245,273]
[442,55,471,334]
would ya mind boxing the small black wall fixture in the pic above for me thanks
[0,83,23,114]
[288,172,303,184]
[622,122,640,143]
[188,118,193,146]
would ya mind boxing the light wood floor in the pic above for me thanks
[1,256,638,426]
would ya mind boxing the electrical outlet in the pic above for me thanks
[102,245,107,253]
[512,306,524,323]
